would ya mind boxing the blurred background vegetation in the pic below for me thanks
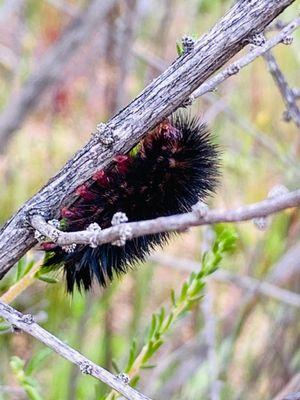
[0,0,300,399]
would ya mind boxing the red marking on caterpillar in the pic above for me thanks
[60,207,83,219]
[76,185,96,201]
[41,243,57,251]
[92,170,109,186]
[43,114,220,293]
[113,155,132,174]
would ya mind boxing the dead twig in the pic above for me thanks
[263,50,300,128]
[0,300,152,400]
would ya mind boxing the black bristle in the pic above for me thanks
[43,114,220,292]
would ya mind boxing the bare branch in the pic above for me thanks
[293,88,300,99]
[263,50,300,128]
[134,16,300,103]
[31,189,300,249]
[203,93,299,174]
[0,261,41,304]
[273,374,300,400]
[282,393,300,400]
[134,18,300,173]
[0,300,152,400]
[0,0,296,279]
[192,16,300,100]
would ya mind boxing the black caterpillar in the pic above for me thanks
[43,114,220,292]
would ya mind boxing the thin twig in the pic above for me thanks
[133,17,300,173]
[263,50,300,128]
[134,16,300,103]
[272,374,300,400]
[203,93,299,173]
[192,16,300,100]
[293,88,300,99]
[134,52,298,171]
[283,393,300,400]
[0,261,41,304]
[0,300,152,400]
[31,189,300,248]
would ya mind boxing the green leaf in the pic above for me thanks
[129,142,142,158]
[180,281,189,301]
[176,41,184,56]
[126,339,137,371]
[10,356,25,372]
[36,274,59,284]
[59,218,68,230]
[16,257,26,281]
[112,359,120,374]
[23,376,37,386]
[187,280,205,298]
[162,312,174,332]
[158,307,165,327]
[171,289,177,307]
[119,225,238,397]
[130,375,140,387]
[24,260,35,276]
[0,321,11,332]
[140,364,156,369]
[23,383,43,400]
[188,293,204,303]
[151,339,164,354]
[148,314,157,340]
[143,339,163,361]
[26,348,52,375]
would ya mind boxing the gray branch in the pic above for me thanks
[273,374,300,400]
[134,18,300,173]
[263,50,300,128]
[0,300,152,400]
[134,17,300,106]
[192,16,300,100]
[283,393,300,400]
[0,0,296,279]
[31,189,300,248]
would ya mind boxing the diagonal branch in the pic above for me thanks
[192,17,300,100]
[263,50,300,128]
[0,0,296,279]
[31,189,300,248]
[0,300,152,400]
[134,16,300,173]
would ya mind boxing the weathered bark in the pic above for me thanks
[0,0,295,278]
[0,300,152,400]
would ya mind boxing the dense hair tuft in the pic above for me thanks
[43,114,220,292]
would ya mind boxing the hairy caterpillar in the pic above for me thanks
[42,114,220,292]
